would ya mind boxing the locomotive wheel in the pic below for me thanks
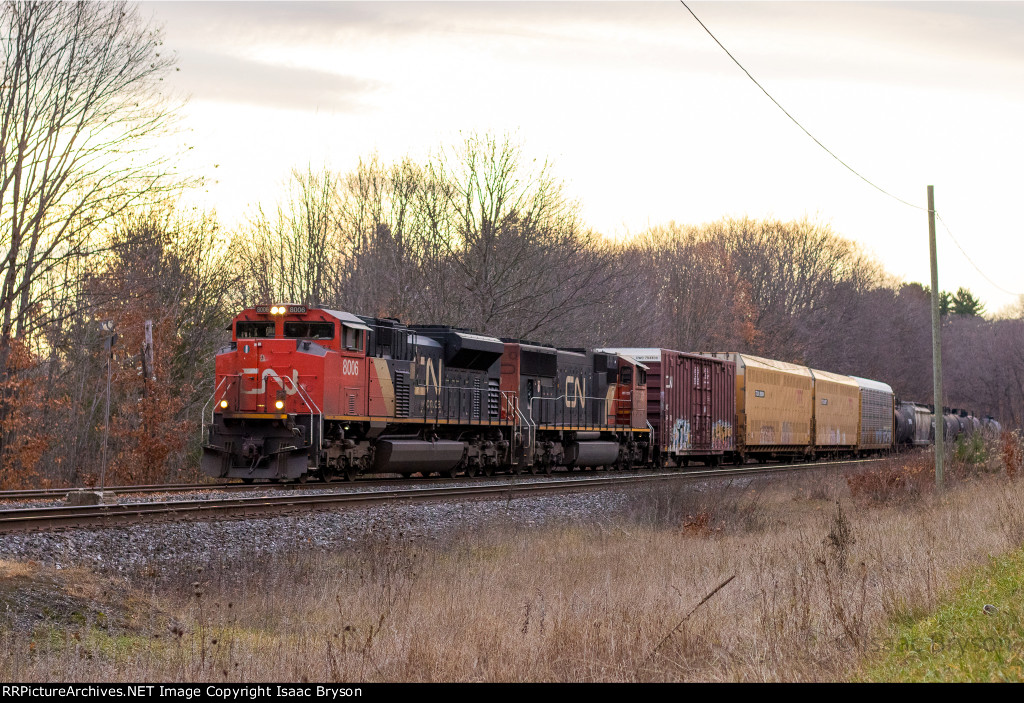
[322,467,336,483]
[465,464,479,478]
[296,473,308,484]
[483,464,495,477]
[343,469,357,482]
[528,463,540,475]
[544,463,553,476]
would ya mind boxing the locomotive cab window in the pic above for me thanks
[620,368,633,385]
[236,322,275,338]
[284,322,335,340]
[342,325,364,351]
[638,369,647,385]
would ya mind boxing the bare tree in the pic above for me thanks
[427,132,615,342]
[237,166,338,307]
[623,223,743,351]
[335,155,441,319]
[0,0,180,367]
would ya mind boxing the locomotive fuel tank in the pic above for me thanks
[563,441,620,467]
[373,439,466,474]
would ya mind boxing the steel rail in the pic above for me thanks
[0,454,885,502]
[0,457,882,534]
[0,475,458,501]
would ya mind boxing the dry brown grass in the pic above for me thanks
[3,459,1024,681]
[0,559,40,579]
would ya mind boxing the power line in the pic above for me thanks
[679,0,922,210]
[935,214,1023,298]
[680,1,1023,298]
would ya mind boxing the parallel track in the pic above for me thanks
[0,476,445,501]
[0,457,881,534]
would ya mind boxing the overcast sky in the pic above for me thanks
[148,1,1024,314]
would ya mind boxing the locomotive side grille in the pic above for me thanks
[487,380,500,419]
[395,371,410,418]
[348,393,357,415]
[473,377,481,419]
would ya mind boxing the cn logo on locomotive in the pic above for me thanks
[565,375,587,408]
[241,367,300,396]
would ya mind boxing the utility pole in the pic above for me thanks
[928,185,944,490]
[99,320,117,493]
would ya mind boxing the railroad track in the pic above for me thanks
[0,475,443,501]
[0,457,882,534]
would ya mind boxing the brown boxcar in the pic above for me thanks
[706,352,813,460]
[809,368,860,451]
[600,348,735,466]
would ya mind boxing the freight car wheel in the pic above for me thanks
[343,469,357,482]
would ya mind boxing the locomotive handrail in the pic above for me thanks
[502,390,534,466]
[529,394,598,430]
[286,376,323,455]
[201,375,236,442]
[529,394,643,429]
[410,381,512,425]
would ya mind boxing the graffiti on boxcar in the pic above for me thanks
[670,418,691,452]
[780,421,794,444]
[825,428,848,444]
[711,420,733,450]
[759,424,776,444]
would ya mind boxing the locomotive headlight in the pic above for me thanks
[275,400,285,410]
[270,306,280,314]
[219,399,228,409]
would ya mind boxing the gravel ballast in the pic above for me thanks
[0,487,648,576]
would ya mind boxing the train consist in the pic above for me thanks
[201,305,998,482]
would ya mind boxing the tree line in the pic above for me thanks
[0,1,1020,487]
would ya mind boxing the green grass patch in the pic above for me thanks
[863,549,1024,681]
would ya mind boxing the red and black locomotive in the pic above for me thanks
[202,305,652,482]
